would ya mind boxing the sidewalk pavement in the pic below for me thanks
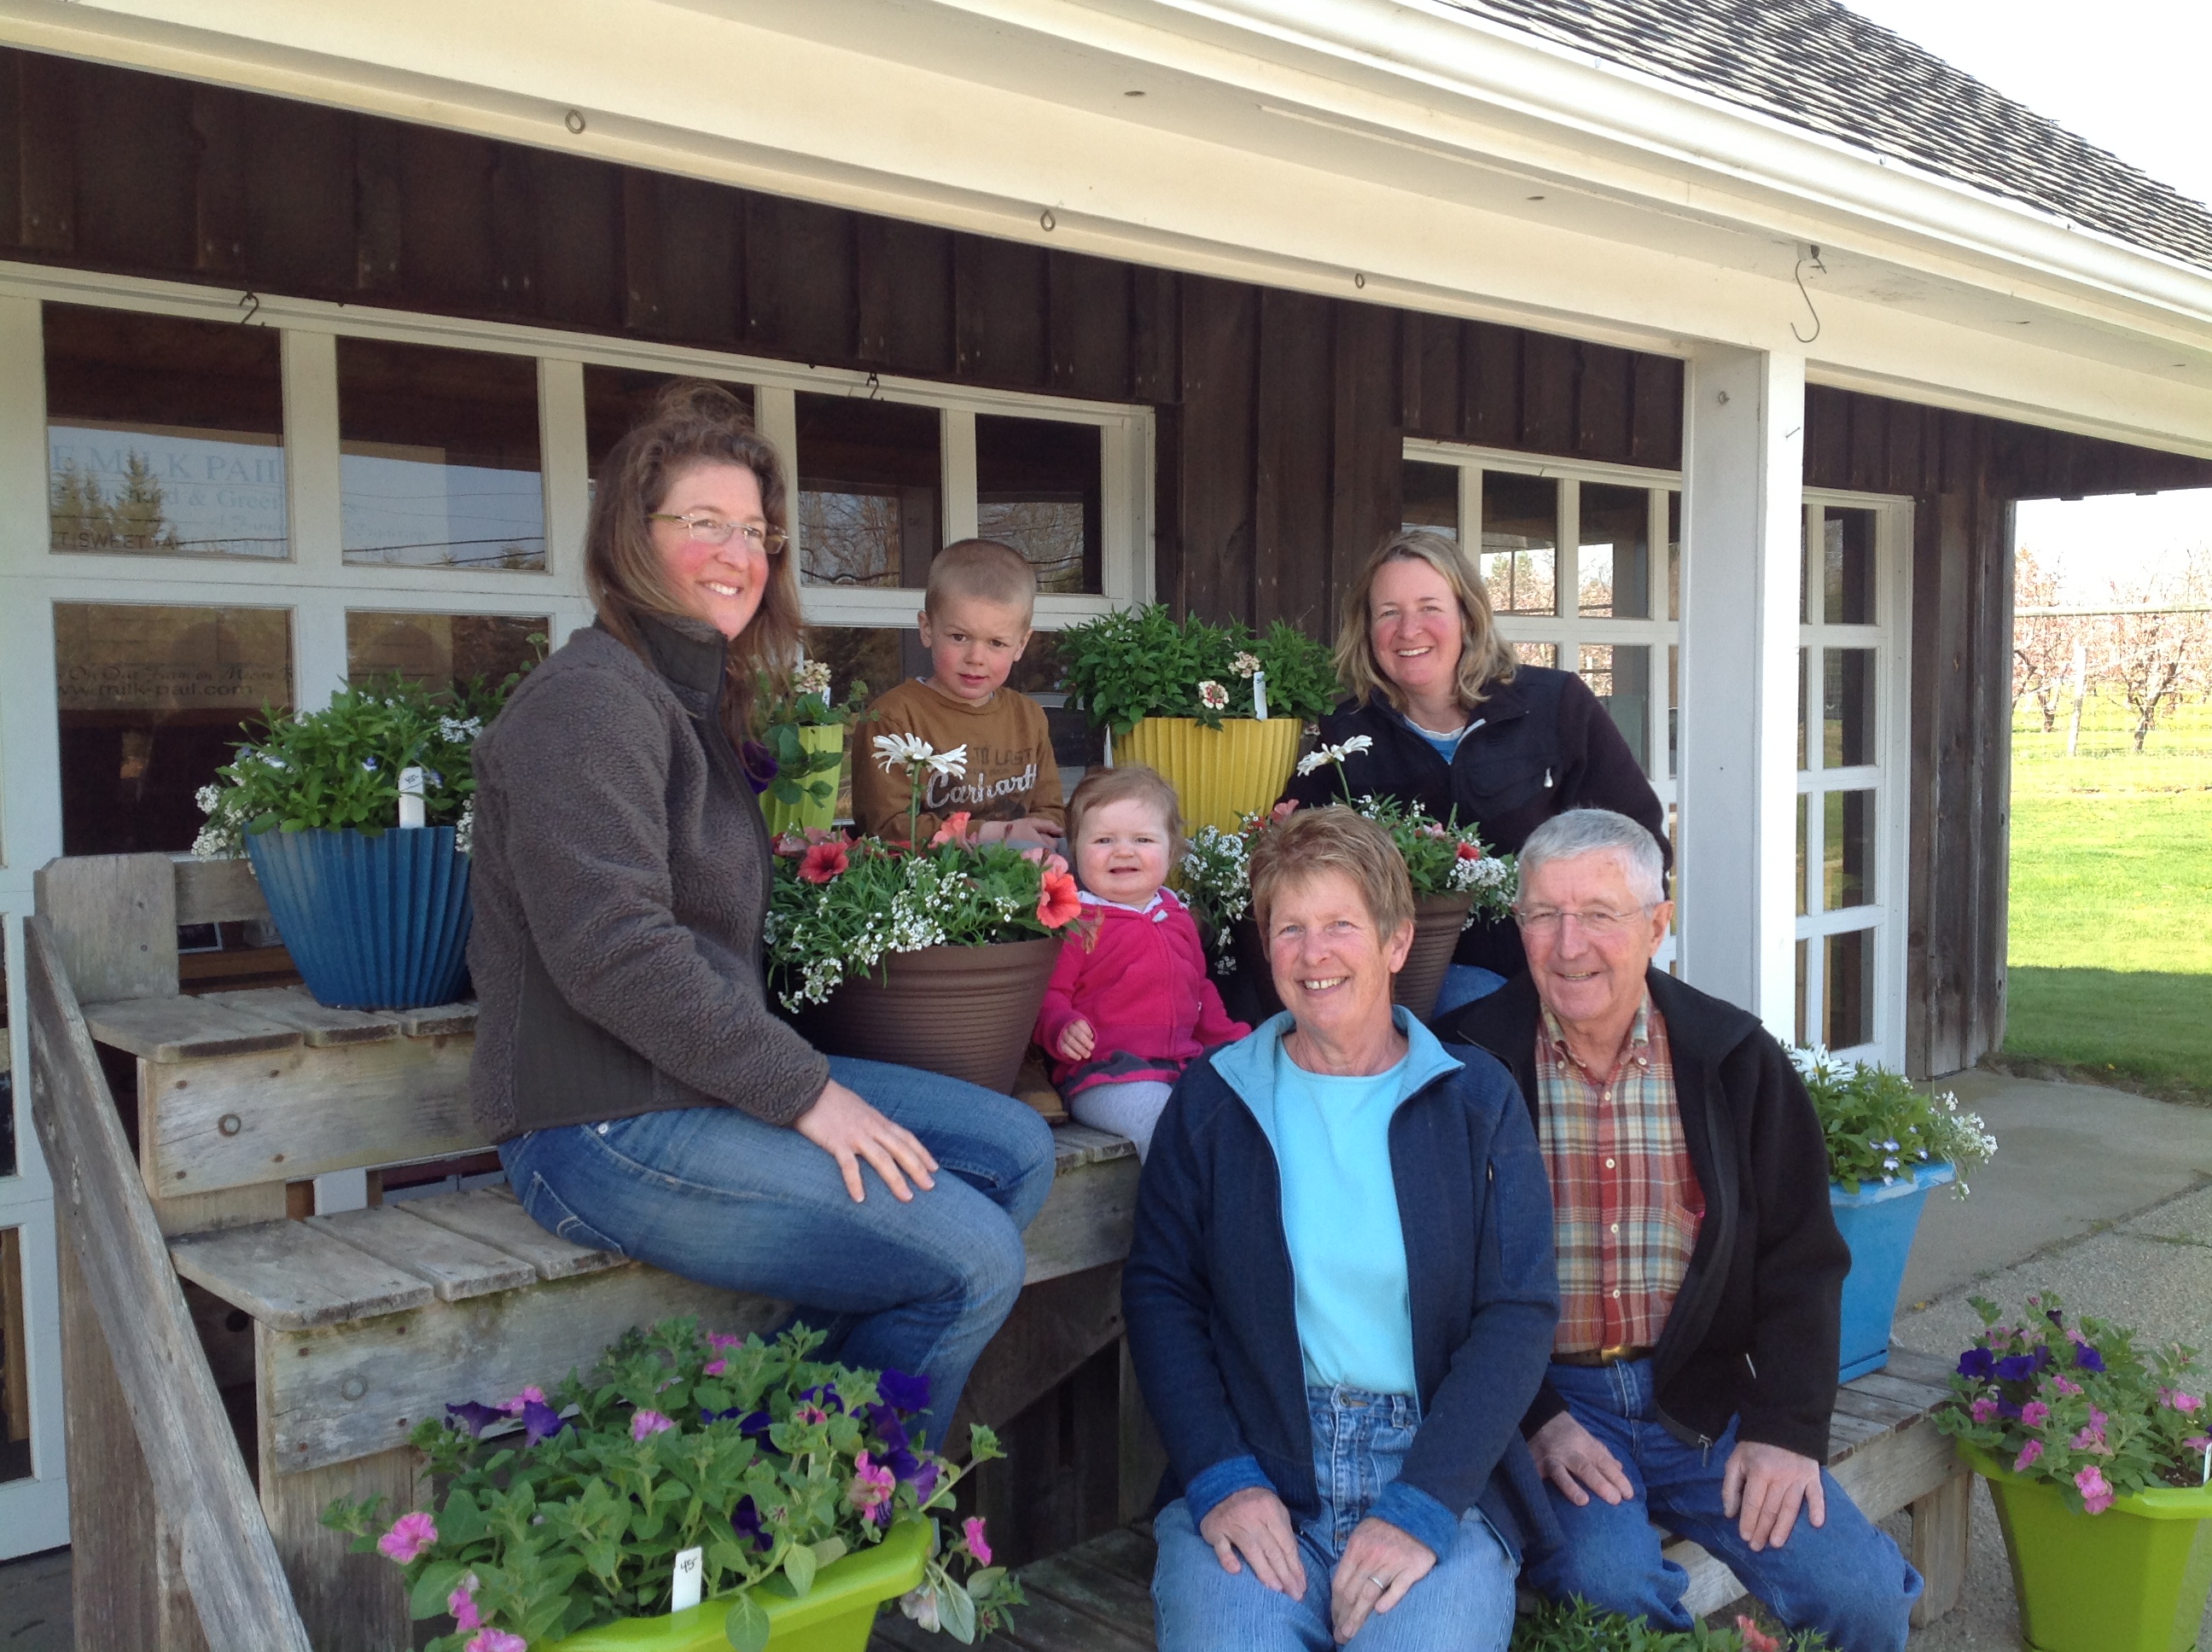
[5,1070,2211,1649]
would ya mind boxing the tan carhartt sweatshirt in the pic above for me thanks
[849,677,1065,844]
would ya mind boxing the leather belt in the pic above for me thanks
[1551,1343,1655,1368]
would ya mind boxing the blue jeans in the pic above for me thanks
[498,1056,1056,1451]
[1522,1359,1920,1652]
[1431,965,1508,1019]
[1152,1387,1516,1651]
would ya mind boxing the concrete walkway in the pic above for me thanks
[4,1069,2210,1649]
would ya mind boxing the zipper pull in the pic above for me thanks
[1544,767,1554,788]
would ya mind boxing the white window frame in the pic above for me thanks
[1796,489,1914,1068]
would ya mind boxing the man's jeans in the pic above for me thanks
[1152,1387,1518,1651]
[498,1056,1056,1451]
[1522,1358,1921,1652]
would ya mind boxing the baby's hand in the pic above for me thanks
[1057,1019,1096,1062]
[1005,815,1065,845]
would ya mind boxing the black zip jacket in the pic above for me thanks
[1280,667,1668,979]
[1439,970,1848,1463]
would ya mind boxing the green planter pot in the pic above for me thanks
[541,1516,930,1652]
[1959,1443,2212,1652]
[762,724,847,838]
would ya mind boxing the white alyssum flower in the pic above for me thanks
[437,714,484,743]
[872,732,934,775]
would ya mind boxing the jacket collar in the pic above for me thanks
[1212,1006,1463,1139]
[1359,675,1531,736]
[631,611,729,719]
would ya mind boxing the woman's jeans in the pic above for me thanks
[498,1056,1057,1452]
[1431,964,1508,1019]
[1152,1387,1517,1650]
[1522,1359,1920,1652]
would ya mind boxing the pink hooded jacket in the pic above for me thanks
[1033,890,1249,1096]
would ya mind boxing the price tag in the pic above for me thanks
[398,766,427,829]
[1252,670,1269,721]
[671,1545,703,1613]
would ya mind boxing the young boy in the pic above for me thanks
[849,538,1066,846]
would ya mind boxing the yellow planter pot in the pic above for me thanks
[761,724,847,838]
[1117,717,1301,835]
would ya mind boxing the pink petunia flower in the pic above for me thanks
[2020,1400,2051,1428]
[2014,1440,2044,1473]
[2048,1375,2083,1397]
[963,1516,993,1568]
[377,1510,438,1564]
[631,1410,675,1442]
[703,1358,726,1376]
[798,841,850,884]
[706,1332,743,1350]
[498,1387,546,1416]
[795,1404,829,1427]
[1969,1397,1999,1423]
[2183,1434,2212,1454]
[2075,1463,2115,1515]
[2166,1390,2203,1415]
[848,1451,897,1516]
[1037,868,1083,929]
[449,1574,483,1632]
[467,1632,528,1652]
[928,811,974,847]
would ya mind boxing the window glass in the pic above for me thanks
[1580,643,1650,770]
[1825,928,1874,1048]
[1795,938,1809,1047]
[1666,643,1679,778]
[1578,484,1650,619]
[1824,508,1877,625]
[1824,789,1876,909]
[1513,641,1557,670]
[795,393,939,590]
[1666,492,1681,621]
[976,416,1101,596]
[1796,794,1810,917]
[1824,649,1877,766]
[0,1226,27,1479]
[1401,461,1459,539]
[1480,472,1557,615]
[584,366,753,482]
[340,339,545,570]
[54,602,292,854]
[346,613,547,696]
[1797,648,1809,772]
[45,303,287,561]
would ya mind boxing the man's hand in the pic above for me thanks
[1196,1486,1307,1598]
[795,1079,939,1203]
[975,816,1065,846]
[1056,1019,1096,1062]
[1721,1440,1825,1551]
[1327,1518,1435,1644]
[1529,1411,1636,1506]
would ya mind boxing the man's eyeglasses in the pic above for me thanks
[647,512,789,556]
[1511,904,1656,938]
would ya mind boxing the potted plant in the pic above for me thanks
[1791,1048,1999,1382]
[195,674,516,1010]
[765,736,1084,1094]
[1936,1292,2212,1652]
[1179,791,1516,1023]
[1511,1597,1831,1649]
[1053,605,1336,832]
[757,660,870,839]
[325,1318,1022,1652]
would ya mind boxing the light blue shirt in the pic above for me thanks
[1401,711,1471,764]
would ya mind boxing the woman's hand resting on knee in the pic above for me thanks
[1197,1486,1307,1599]
[1329,1517,1435,1644]
[795,1079,939,1203]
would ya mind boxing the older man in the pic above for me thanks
[1438,809,1921,1649]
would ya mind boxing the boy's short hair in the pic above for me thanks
[1066,765,1186,869]
[926,538,1037,620]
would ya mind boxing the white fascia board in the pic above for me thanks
[8,0,2212,454]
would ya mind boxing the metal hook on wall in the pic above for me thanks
[237,290,262,326]
[1790,244,1826,345]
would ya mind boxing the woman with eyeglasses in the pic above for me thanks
[1278,531,1668,1020]
[465,380,1056,1450]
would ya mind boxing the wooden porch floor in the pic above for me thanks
[871,1524,1160,1651]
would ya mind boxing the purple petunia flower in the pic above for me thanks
[521,1398,570,1447]
[879,1370,931,1416]
[864,1403,910,1451]
[1994,1354,2040,1382]
[1956,1347,1995,1380]
[739,1411,776,1445]
[732,1495,773,1552]
[800,1383,845,1416]
[632,1410,675,1442]
[2075,1344,2106,1374]
[446,1401,506,1438]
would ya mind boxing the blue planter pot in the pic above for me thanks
[1831,1161,1956,1382]
[246,826,473,1010]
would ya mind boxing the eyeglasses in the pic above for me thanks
[647,512,789,556]
[1512,904,1656,938]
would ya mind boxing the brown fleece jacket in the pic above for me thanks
[467,614,830,1143]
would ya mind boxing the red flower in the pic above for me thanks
[1735,1617,1781,1652]
[1037,868,1082,928]
[929,811,974,847]
[1455,840,1481,859]
[1270,800,1301,823]
[799,841,849,883]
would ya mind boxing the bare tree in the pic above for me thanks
[2095,550,2212,753]
[2011,547,2077,731]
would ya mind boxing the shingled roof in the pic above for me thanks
[1441,0,2212,274]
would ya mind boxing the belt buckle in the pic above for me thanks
[1597,1341,1636,1364]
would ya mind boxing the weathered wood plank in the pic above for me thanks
[84,994,302,1062]
[1016,1556,1157,1650]
[1908,1466,1971,1626]
[952,1265,1124,1440]
[1828,1414,1958,1520]
[1666,1537,1746,1616]
[1052,1122,1137,1170]
[1022,1152,1141,1285]
[171,1218,435,1329]
[259,1265,791,1475]
[35,852,178,1002]
[207,987,399,1046]
[400,1185,624,1280]
[398,1001,478,1038]
[1848,1367,1951,1410]
[24,916,312,1648]
[1831,1383,1924,1430]
[994,1580,1155,1652]
[1882,1346,1957,1387]
[259,1440,415,1652]
[305,1203,539,1300]
[142,1032,479,1195]
[174,855,271,927]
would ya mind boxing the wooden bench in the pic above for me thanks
[868,1350,1970,1649]
[29,852,1144,1651]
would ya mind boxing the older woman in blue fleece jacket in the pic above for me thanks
[1123,806,1559,1651]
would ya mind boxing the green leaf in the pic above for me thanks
[723,1592,772,1652]
[810,1535,847,1570]
[408,1559,469,1621]
[936,1568,979,1643]
[782,1539,816,1597]
[965,1566,1005,1597]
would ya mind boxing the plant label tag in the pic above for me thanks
[671,1546,703,1613]
[398,766,427,829]
[1253,671,1269,721]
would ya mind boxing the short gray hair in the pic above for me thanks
[1516,810,1667,907]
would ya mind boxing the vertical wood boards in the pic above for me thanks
[1464,320,1521,449]
[1049,249,1132,401]
[1174,276,1260,625]
[189,86,248,278]
[0,1225,27,1443]
[1629,352,1683,470]
[257,1444,415,1652]
[240,95,356,298]
[1253,288,1335,633]
[1331,301,1405,602]
[856,217,953,373]
[1575,341,1632,461]
[1519,329,1576,455]
[15,51,73,253]
[33,852,178,1003]
[653,174,742,347]
[745,193,854,364]
[24,917,311,1648]
[956,233,1049,389]
[395,126,500,308]
[620,169,664,334]
[352,119,402,294]
[529,150,623,334]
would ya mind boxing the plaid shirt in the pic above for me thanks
[1535,995,1703,1354]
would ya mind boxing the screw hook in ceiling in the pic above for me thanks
[1791,243,1827,345]
[237,291,262,326]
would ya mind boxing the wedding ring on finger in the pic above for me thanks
[1368,1574,1390,1591]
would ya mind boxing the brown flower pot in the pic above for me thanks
[789,937,1062,1095]
[1229,893,1476,1025]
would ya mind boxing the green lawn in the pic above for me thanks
[2002,694,2212,1104]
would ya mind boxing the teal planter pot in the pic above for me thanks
[1831,1161,1955,1382]
[247,825,472,1009]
